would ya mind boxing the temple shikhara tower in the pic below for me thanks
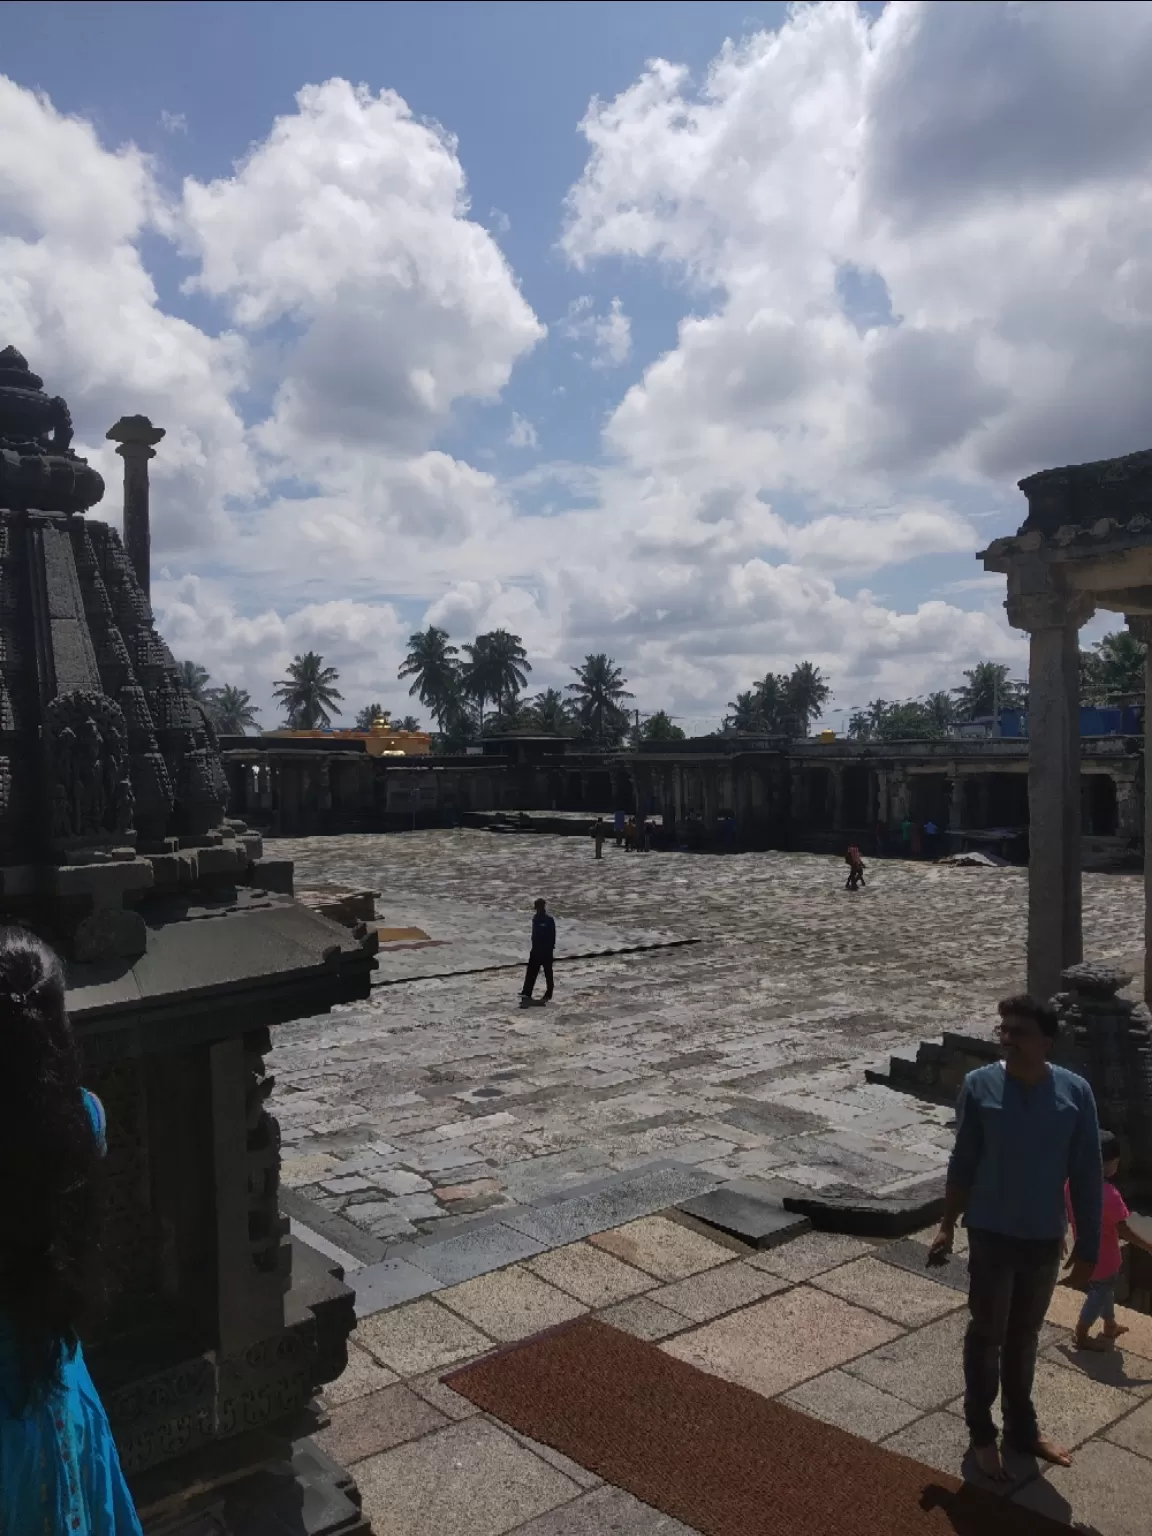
[0,346,376,1532]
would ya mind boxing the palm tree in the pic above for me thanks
[178,660,213,704]
[782,661,831,736]
[399,627,462,729]
[396,715,422,732]
[528,688,574,735]
[953,661,1023,720]
[355,703,388,731]
[567,654,633,745]
[922,690,956,733]
[461,630,531,730]
[209,685,260,735]
[272,653,344,729]
[725,690,764,733]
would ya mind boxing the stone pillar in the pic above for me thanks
[831,765,845,830]
[1129,618,1152,1003]
[106,415,165,604]
[976,773,992,829]
[789,764,806,826]
[888,767,910,825]
[1011,592,1094,1001]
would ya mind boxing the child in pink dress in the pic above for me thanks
[1065,1130,1152,1350]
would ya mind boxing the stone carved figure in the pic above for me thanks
[45,691,135,845]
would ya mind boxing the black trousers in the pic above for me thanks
[522,949,554,998]
[963,1228,1061,1448]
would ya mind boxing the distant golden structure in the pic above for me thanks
[266,712,432,756]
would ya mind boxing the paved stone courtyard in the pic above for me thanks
[269,831,1150,1533]
[271,831,1142,1253]
[319,1214,1152,1535]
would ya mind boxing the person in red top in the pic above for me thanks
[1065,1130,1152,1350]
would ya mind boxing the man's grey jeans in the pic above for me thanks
[963,1228,1062,1449]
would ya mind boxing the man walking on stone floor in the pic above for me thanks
[927,993,1102,1480]
[520,897,556,1007]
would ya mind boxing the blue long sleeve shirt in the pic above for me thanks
[947,1061,1102,1266]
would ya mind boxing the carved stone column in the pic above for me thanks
[106,415,165,605]
[1010,589,1095,1000]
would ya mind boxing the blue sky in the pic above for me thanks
[0,2,1145,730]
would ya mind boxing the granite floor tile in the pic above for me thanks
[1105,1395,1152,1460]
[510,1485,701,1534]
[946,1357,1138,1452]
[407,1364,483,1421]
[599,1296,691,1342]
[314,1382,447,1464]
[1012,1437,1152,1533]
[661,1285,903,1399]
[349,1257,444,1317]
[1042,1337,1152,1399]
[526,1242,656,1307]
[782,1368,923,1442]
[322,1341,399,1406]
[436,1265,587,1343]
[842,1310,970,1409]
[746,1231,876,1281]
[811,1256,965,1326]
[406,1222,547,1285]
[590,1216,734,1281]
[355,1299,494,1378]
[649,1260,790,1323]
[354,1418,581,1536]
[880,1411,1038,1495]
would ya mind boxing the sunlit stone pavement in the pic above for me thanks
[268,831,1144,1251]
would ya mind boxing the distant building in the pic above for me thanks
[264,713,432,756]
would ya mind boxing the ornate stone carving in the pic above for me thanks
[0,346,104,513]
[1019,448,1152,537]
[243,1029,289,1282]
[44,689,135,844]
[1056,963,1152,1184]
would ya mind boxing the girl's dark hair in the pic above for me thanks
[0,927,103,1408]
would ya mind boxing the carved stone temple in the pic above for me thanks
[982,448,1152,1191]
[0,347,376,1533]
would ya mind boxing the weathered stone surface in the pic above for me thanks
[873,1236,971,1293]
[405,1222,547,1286]
[349,1258,444,1317]
[677,1179,811,1250]
[783,1175,946,1237]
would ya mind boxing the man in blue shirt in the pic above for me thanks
[520,898,556,1007]
[928,993,1101,1480]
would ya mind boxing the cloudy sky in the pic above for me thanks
[2,0,1149,733]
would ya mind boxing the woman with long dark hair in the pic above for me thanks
[0,927,143,1534]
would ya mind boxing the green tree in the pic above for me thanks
[527,688,574,734]
[567,654,633,745]
[396,715,422,732]
[177,659,213,704]
[272,653,344,729]
[355,703,388,731]
[640,710,685,742]
[953,661,1023,720]
[922,690,956,733]
[462,630,531,729]
[1081,630,1146,703]
[398,626,462,730]
[208,684,260,735]
[725,689,765,733]
[781,661,832,736]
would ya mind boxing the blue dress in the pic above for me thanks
[0,1090,144,1535]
